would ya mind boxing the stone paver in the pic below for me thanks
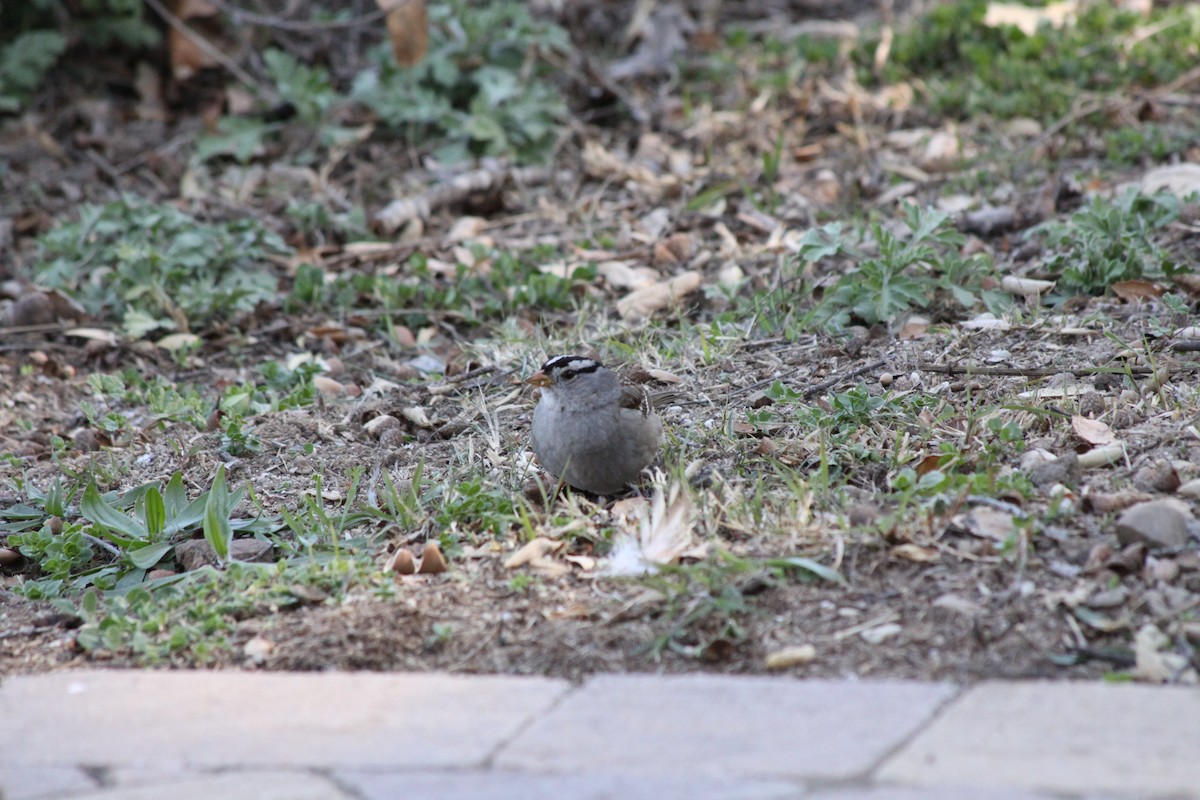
[0,671,570,771]
[805,788,1117,800]
[0,766,97,800]
[337,769,805,800]
[879,681,1200,799]
[64,770,349,800]
[3,670,1193,800]
[496,674,956,780]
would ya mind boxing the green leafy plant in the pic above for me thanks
[10,472,278,599]
[1,0,158,113]
[0,30,66,112]
[640,550,844,660]
[1033,189,1188,295]
[351,0,570,162]
[804,204,1002,330]
[68,555,385,663]
[875,1,1200,124]
[33,196,289,337]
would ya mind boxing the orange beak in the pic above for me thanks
[526,370,551,388]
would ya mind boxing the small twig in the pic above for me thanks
[0,322,73,336]
[81,533,123,560]
[142,0,273,99]
[205,0,413,32]
[734,358,888,399]
[916,362,1189,378]
[0,625,57,641]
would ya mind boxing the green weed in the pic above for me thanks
[33,196,289,337]
[1033,189,1188,295]
[351,0,569,163]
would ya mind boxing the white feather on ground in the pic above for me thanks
[604,478,695,576]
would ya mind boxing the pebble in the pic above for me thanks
[1029,452,1081,487]
[1132,461,1181,493]
[1115,499,1193,549]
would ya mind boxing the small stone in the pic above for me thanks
[364,414,401,438]
[5,292,56,327]
[243,635,274,665]
[1145,556,1180,584]
[313,375,345,396]
[0,547,23,566]
[1028,452,1081,488]
[146,569,176,581]
[847,502,882,527]
[71,428,102,453]
[1133,461,1181,494]
[1115,499,1192,549]
[378,429,406,448]
[1106,542,1150,574]
[175,538,274,571]
[1177,478,1200,499]
[1086,587,1128,609]
[1077,392,1106,417]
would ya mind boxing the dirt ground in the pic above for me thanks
[2,0,1199,683]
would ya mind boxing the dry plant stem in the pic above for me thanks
[917,362,1190,378]
[142,0,272,99]
[205,0,412,32]
[375,167,568,233]
[545,49,649,126]
[733,359,888,400]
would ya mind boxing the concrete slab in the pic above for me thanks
[338,769,805,800]
[0,670,570,771]
[59,770,349,800]
[497,674,957,781]
[878,681,1200,798]
[0,766,96,800]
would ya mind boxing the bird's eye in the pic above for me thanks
[561,369,576,380]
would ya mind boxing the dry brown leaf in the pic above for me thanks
[399,406,433,427]
[563,554,597,571]
[379,0,428,67]
[167,0,227,80]
[616,271,702,321]
[954,506,1016,542]
[918,130,960,172]
[597,260,658,290]
[156,333,201,352]
[1110,279,1165,301]
[897,315,930,340]
[1000,276,1055,295]
[444,215,487,244]
[1141,163,1200,198]
[504,537,564,569]
[914,453,943,477]
[1071,414,1116,446]
[984,1,1077,35]
[64,328,119,345]
[891,543,940,563]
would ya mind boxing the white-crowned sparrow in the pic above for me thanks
[528,355,663,494]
